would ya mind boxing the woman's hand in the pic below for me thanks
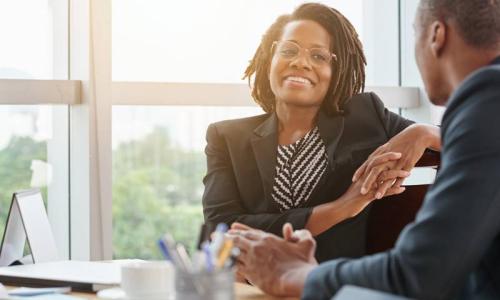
[352,124,441,198]
[339,165,409,217]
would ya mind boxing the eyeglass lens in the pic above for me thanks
[275,41,332,66]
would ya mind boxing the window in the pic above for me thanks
[0,0,68,80]
[112,0,363,83]
[0,0,70,258]
[401,0,445,125]
[0,105,69,257]
[112,106,262,258]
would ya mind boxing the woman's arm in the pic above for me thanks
[413,123,441,151]
[305,160,409,236]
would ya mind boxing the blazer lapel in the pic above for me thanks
[317,110,345,170]
[250,113,278,204]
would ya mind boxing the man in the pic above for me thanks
[230,0,500,299]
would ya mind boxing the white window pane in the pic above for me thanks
[112,0,363,83]
[363,0,399,86]
[0,0,68,79]
[112,105,262,259]
[0,105,69,258]
[401,0,444,125]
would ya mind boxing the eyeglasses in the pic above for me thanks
[271,40,337,67]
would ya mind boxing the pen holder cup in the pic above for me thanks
[175,268,235,300]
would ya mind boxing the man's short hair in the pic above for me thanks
[419,0,500,49]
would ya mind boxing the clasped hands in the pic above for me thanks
[352,123,440,199]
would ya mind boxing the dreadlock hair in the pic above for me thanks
[419,0,500,50]
[243,2,366,116]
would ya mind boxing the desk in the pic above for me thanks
[13,283,298,299]
[234,283,298,300]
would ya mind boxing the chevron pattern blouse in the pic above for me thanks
[271,127,328,211]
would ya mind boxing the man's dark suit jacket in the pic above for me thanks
[202,92,413,262]
[303,57,500,299]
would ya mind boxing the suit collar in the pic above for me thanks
[251,113,278,205]
[317,110,345,170]
[445,55,500,115]
[251,110,346,163]
[253,112,278,137]
[252,110,345,143]
[491,56,500,66]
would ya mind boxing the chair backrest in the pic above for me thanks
[366,151,440,254]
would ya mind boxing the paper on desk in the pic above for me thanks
[0,283,7,299]
[9,287,71,297]
[13,295,84,300]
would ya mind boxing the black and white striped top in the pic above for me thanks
[271,127,328,211]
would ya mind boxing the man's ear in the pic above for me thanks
[430,20,446,57]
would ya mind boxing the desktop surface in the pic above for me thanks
[8,283,299,300]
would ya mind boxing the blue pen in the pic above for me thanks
[159,234,183,269]
[215,223,228,233]
[157,238,173,261]
[202,242,214,272]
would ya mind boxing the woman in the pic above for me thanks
[202,3,439,262]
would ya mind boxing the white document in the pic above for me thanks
[0,261,121,292]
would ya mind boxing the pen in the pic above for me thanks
[157,238,173,261]
[209,223,228,258]
[216,239,233,269]
[160,233,183,269]
[176,243,193,272]
[202,242,214,272]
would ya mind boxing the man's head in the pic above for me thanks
[415,0,500,105]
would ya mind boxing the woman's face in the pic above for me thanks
[269,20,332,109]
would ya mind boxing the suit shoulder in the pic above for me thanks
[342,92,384,122]
[343,92,390,116]
[453,65,500,102]
[444,65,500,125]
[471,64,500,83]
[344,92,377,110]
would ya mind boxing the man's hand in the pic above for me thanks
[228,223,317,297]
[352,124,440,198]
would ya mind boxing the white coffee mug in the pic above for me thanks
[121,261,174,300]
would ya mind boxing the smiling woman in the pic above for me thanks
[202,2,417,263]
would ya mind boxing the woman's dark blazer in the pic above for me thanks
[202,92,413,262]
